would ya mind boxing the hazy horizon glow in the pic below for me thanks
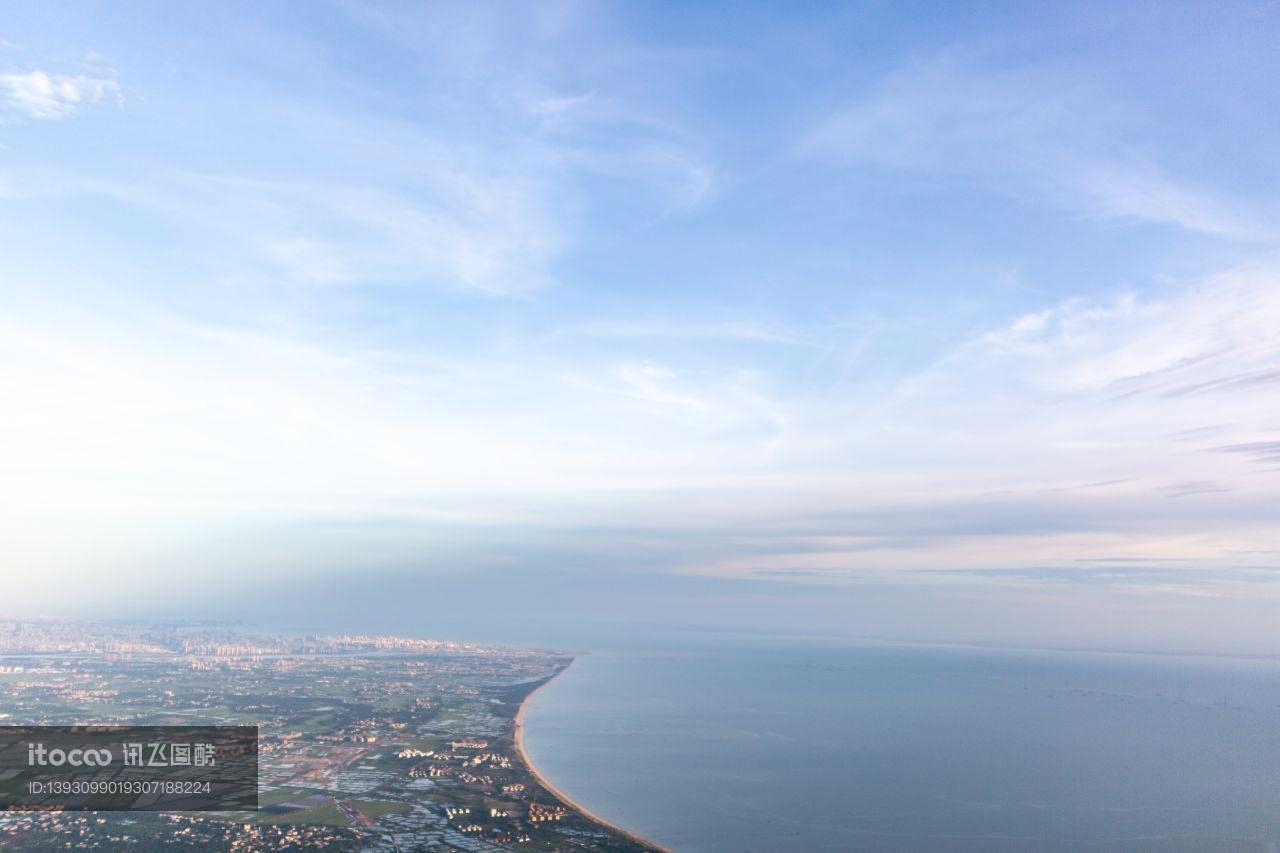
[2,2,1278,649]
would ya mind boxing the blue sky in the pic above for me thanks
[2,2,1279,649]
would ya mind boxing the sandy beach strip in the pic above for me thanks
[514,659,672,852]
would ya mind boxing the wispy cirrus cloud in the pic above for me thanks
[804,55,1271,241]
[235,174,564,295]
[643,263,1280,581]
[881,265,1280,504]
[958,264,1280,400]
[0,13,712,298]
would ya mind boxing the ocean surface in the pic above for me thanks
[521,637,1280,852]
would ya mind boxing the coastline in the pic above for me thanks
[514,658,671,852]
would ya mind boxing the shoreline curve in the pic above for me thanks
[515,658,672,852]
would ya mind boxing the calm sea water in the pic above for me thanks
[521,638,1280,852]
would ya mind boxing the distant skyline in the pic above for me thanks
[1,2,1278,651]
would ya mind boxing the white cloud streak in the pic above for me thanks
[0,69,121,119]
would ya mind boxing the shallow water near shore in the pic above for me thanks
[521,639,1280,852]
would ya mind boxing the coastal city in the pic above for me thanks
[0,619,657,851]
